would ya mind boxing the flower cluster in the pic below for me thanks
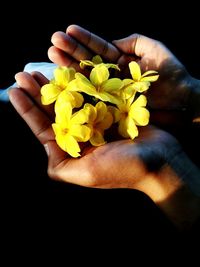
[40,56,159,157]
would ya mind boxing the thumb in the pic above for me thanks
[112,33,158,58]
[44,141,67,170]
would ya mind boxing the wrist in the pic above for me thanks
[154,164,200,231]
[138,147,200,231]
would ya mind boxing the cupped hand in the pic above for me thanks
[9,71,180,191]
[9,71,200,230]
[48,24,193,114]
[113,34,192,111]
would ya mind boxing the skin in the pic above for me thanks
[9,25,200,231]
[48,25,200,122]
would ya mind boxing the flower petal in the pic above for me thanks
[54,66,75,87]
[72,91,84,108]
[41,84,62,105]
[56,90,84,109]
[83,103,97,123]
[90,130,106,146]
[71,108,90,124]
[141,75,159,82]
[98,92,121,105]
[68,67,76,81]
[132,107,150,126]
[130,95,150,126]
[101,78,122,92]
[75,72,91,84]
[56,90,73,105]
[69,124,91,142]
[56,133,81,157]
[122,78,134,87]
[52,122,62,136]
[134,108,150,126]
[95,101,107,122]
[75,73,96,96]
[129,61,141,81]
[67,79,80,92]
[141,70,158,77]
[90,65,109,87]
[97,111,113,130]
[132,94,147,107]
[132,81,150,92]
[107,106,121,123]
[118,118,129,138]
[105,63,120,71]
[55,102,72,125]
[123,84,137,99]
[80,60,94,69]
[127,117,139,139]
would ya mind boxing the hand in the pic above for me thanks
[114,34,194,110]
[9,72,200,230]
[48,24,121,73]
[48,25,200,125]
[8,71,179,189]
[48,24,189,108]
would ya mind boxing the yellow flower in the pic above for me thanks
[52,103,91,157]
[123,61,159,95]
[80,55,120,71]
[110,94,150,140]
[41,66,76,105]
[75,64,123,105]
[83,101,113,146]
[55,90,84,110]
[40,56,159,157]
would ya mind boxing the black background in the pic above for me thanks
[1,1,200,261]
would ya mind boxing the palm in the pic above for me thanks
[26,112,172,189]
[140,55,189,110]
[114,39,189,110]
[9,76,175,189]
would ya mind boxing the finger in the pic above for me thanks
[15,72,54,117]
[48,46,82,71]
[67,24,120,61]
[113,33,158,58]
[51,31,92,61]
[15,72,41,100]
[31,71,55,117]
[47,144,96,186]
[45,141,69,176]
[31,71,49,86]
[9,88,55,145]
